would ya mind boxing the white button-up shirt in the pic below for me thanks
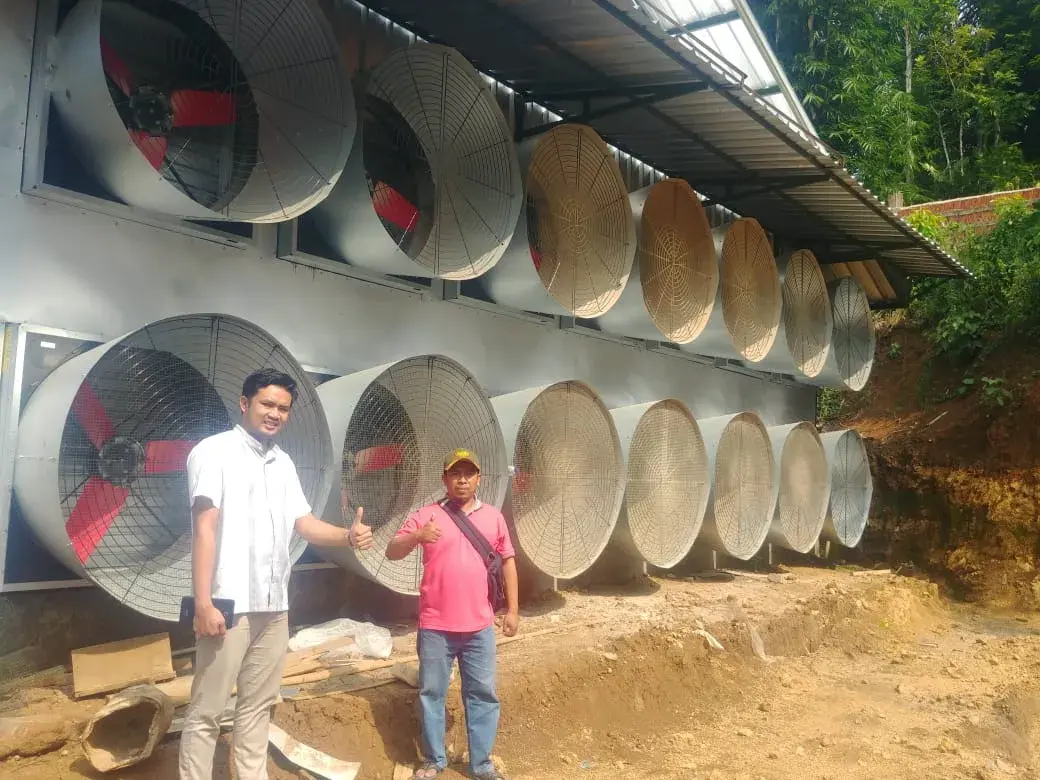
[186,425,312,614]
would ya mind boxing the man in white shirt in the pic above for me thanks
[178,368,372,780]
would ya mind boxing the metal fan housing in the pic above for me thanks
[13,314,333,621]
[758,249,833,378]
[820,429,873,547]
[766,422,831,553]
[811,278,876,391]
[315,355,508,595]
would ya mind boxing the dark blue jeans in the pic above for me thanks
[417,627,499,775]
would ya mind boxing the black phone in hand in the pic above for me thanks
[179,597,235,628]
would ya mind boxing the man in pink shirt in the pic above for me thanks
[387,449,519,780]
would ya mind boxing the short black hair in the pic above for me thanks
[242,368,298,403]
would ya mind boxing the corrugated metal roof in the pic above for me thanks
[359,0,970,279]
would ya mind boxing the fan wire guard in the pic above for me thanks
[312,44,522,280]
[780,250,832,378]
[315,356,507,594]
[611,401,709,568]
[820,429,873,547]
[767,422,831,554]
[697,412,775,561]
[720,219,781,362]
[814,278,876,391]
[492,381,625,579]
[52,0,357,222]
[13,314,333,621]
[481,124,636,318]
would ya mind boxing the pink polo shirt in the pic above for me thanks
[396,499,515,633]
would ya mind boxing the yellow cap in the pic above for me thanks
[443,448,480,472]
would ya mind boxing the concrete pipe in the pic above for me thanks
[13,314,334,621]
[608,400,710,568]
[311,43,523,279]
[766,422,831,553]
[315,355,508,594]
[681,218,781,363]
[757,250,833,379]
[597,179,718,343]
[820,429,873,547]
[696,412,776,561]
[810,277,876,391]
[480,124,637,318]
[491,381,625,579]
[50,0,356,221]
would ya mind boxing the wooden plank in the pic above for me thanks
[864,259,898,300]
[71,633,175,699]
[846,262,884,301]
[829,262,853,279]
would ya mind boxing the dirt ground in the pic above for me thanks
[4,566,1040,780]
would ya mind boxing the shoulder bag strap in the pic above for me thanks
[439,499,497,565]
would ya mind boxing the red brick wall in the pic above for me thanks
[897,187,1040,234]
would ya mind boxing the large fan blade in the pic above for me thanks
[71,383,115,451]
[144,440,197,473]
[371,182,419,232]
[66,476,131,565]
[512,471,531,495]
[99,38,133,97]
[355,444,404,473]
[128,130,168,170]
[170,90,237,127]
[530,247,543,272]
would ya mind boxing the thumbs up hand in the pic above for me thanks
[350,506,374,551]
[415,518,443,544]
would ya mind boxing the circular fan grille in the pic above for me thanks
[781,250,832,378]
[639,180,718,343]
[509,381,624,578]
[54,0,356,222]
[44,315,330,621]
[525,125,635,317]
[624,401,709,568]
[773,423,830,553]
[822,430,872,547]
[831,278,876,391]
[361,44,522,279]
[719,219,781,362]
[332,356,508,594]
[711,412,774,560]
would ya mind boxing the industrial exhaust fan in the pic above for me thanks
[13,314,334,621]
[50,0,356,222]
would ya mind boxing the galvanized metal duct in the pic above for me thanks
[811,277,876,391]
[766,422,831,553]
[597,180,718,343]
[315,355,508,594]
[51,0,356,222]
[757,250,833,379]
[696,412,775,561]
[608,400,710,568]
[13,314,333,621]
[310,43,523,279]
[492,381,625,579]
[820,429,873,547]
[682,218,781,363]
[480,124,637,317]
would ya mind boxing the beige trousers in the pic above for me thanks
[178,611,289,780]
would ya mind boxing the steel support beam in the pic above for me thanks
[665,10,741,35]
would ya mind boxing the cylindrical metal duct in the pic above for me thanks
[696,412,775,561]
[820,429,873,547]
[491,381,625,579]
[13,314,333,621]
[315,355,508,594]
[480,124,637,317]
[51,0,357,222]
[766,422,831,553]
[597,179,718,343]
[682,218,781,363]
[310,43,522,280]
[609,400,710,568]
[757,250,833,378]
[811,277,876,391]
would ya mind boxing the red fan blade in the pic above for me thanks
[170,90,237,127]
[100,38,134,97]
[144,440,196,474]
[128,130,168,170]
[66,476,130,565]
[371,182,420,232]
[355,444,404,473]
[530,247,543,272]
[71,383,115,450]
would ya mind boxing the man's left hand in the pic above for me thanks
[501,611,519,637]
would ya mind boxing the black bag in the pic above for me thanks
[439,499,507,614]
